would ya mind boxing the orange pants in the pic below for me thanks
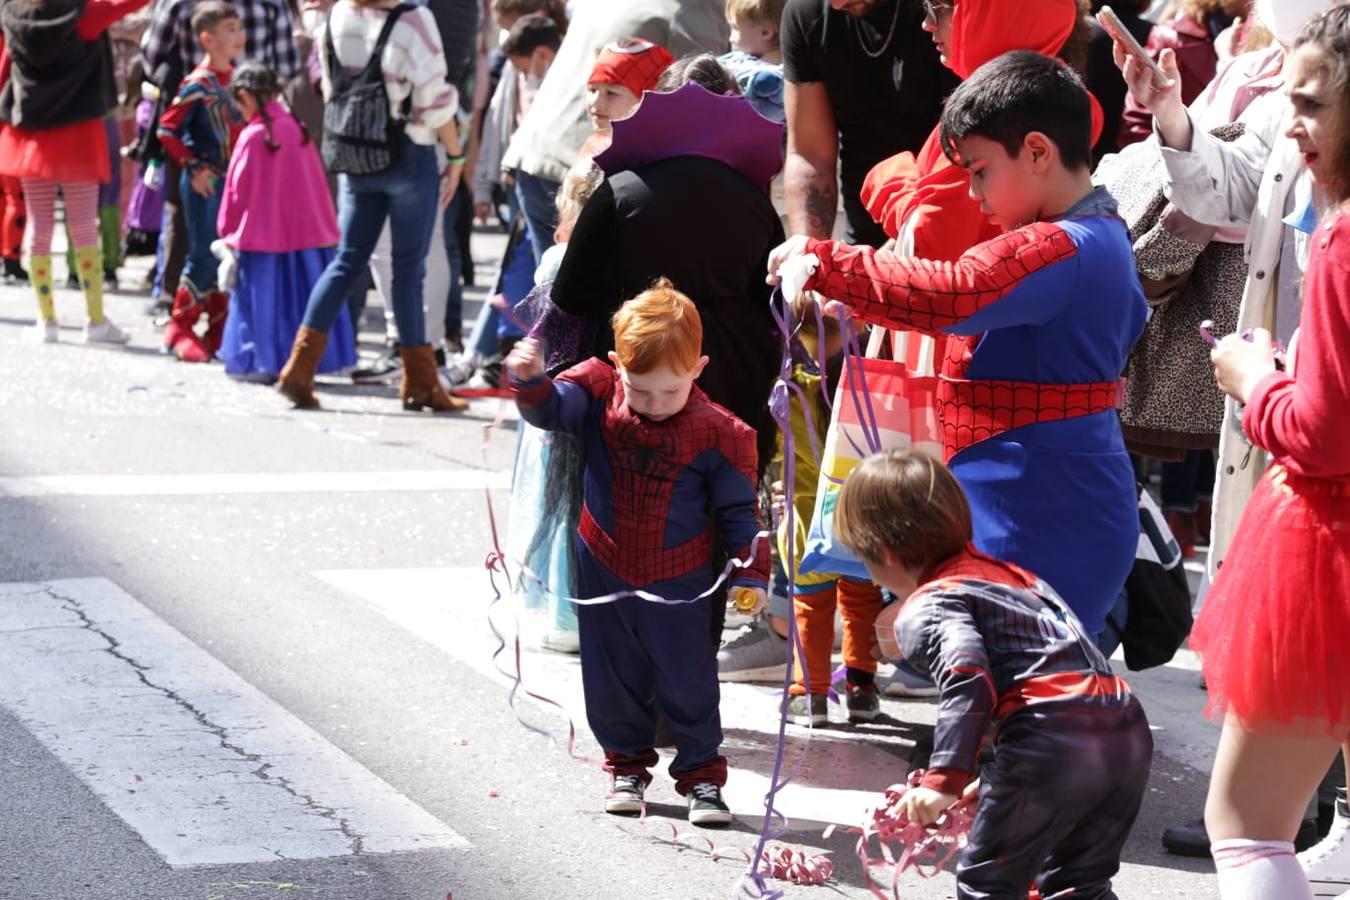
[790,578,884,696]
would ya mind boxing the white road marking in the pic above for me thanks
[0,469,507,498]
[0,578,469,866]
[316,567,914,828]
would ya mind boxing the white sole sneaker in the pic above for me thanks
[84,320,130,345]
[540,630,580,654]
[603,795,644,815]
[1301,811,1350,897]
[28,321,59,343]
[718,664,788,684]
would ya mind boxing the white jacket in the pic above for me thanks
[474,67,518,207]
[1158,91,1307,578]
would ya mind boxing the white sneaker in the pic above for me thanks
[881,664,941,698]
[1301,793,1350,897]
[28,320,59,343]
[539,629,580,654]
[84,319,130,345]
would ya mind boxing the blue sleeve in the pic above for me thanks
[705,450,771,589]
[512,375,592,438]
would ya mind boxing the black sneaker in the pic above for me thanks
[104,268,119,291]
[3,258,27,284]
[604,775,645,815]
[687,783,732,827]
[846,683,881,722]
[351,349,402,384]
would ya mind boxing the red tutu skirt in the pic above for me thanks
[1191,465,1350,736]
[0,119,109,183]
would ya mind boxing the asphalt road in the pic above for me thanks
[0,238,1219,900]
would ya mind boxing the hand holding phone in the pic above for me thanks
[1098,6,1172,90]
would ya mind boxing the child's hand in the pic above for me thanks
[897,786,959,828]
[190,168,216,198]
[503,337,544,382]
[743,587,767,617]
[872,602,902,662]
[1212,328,1278,403]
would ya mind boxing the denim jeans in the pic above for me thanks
[303,139,439,346]
[179,170,222,298]
[513,170,559,267]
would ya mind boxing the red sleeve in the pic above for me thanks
[76,0,153,41]
[920,767,974,796]
[859,133,1001,261]
[802,223,1078,336]
[1242,216,1350,478]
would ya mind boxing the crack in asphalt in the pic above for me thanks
[43,583,367,855]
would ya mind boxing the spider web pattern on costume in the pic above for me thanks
[937,378,1121,461]
[810,222,1077,335]
[575,383,764,588]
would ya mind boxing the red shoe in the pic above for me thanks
[1164,510,1198,560]
[164,287,209,363]
[203,291,229,357]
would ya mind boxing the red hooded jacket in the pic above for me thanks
[859,0,1091,261]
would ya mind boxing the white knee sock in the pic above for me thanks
[1213,839,1315,900]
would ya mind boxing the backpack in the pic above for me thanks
[321,4,411,176]
[1109,486,1195,671]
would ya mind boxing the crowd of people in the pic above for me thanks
[2,0,1349,896]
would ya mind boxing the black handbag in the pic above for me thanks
[1110,486,1195,671]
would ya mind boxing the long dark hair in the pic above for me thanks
[231,60,311,151]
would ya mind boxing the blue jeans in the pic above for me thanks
[513,170,559,266]
[304,140,439,346]
[180,170,222,298]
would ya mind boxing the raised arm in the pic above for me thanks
[802,223,1079,336]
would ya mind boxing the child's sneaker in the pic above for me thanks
[784,693,827,726]
[604,774,645,815]
[687,783,732,826]
[846,683,881,722]
[84,319,130,345]
[882,664,940,698]
[28,320,59,344]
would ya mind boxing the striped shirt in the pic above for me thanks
[140,0,300,85]
[318,1,457,146]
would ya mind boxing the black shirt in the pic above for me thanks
[781,0,956,246]
[551,155,784,466]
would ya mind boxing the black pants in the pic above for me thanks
[160,161,188,297]
[958,698,1153,899]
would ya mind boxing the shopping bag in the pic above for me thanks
[797,331,942,580]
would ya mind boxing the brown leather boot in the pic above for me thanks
[276,326,327,409]
[400,344,468,412]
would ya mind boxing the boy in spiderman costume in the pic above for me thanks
[770,51,1147,641]
[835,449,1151,900]
[505,279,770,827]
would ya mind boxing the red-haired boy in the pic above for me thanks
[505,279,769,826]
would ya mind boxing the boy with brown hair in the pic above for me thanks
[156,0,245,363]
[505,279,769,827]
[834,448,1152,899]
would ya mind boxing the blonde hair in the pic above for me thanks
[554,157,603,243]
[611,278,703,375]
[725,0,784,28]
[834,449,971,570]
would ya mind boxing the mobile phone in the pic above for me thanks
[1097,6,1170,89]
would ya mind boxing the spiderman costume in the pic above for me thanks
[805,187,1147,637]
[512,358,770,794]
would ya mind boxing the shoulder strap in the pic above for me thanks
[366,3,412,67]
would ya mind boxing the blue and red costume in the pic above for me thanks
[805,187,1147,637]
[897,547,1151,898]
[513,358,770,793]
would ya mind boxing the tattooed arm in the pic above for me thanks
[784,80,839,240]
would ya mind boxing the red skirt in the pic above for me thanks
[1191,465,1350,736]
[0,119,109,183]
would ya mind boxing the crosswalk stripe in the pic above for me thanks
[314,566,912,827]
[0,470,508,498]
[0,577,469,867]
